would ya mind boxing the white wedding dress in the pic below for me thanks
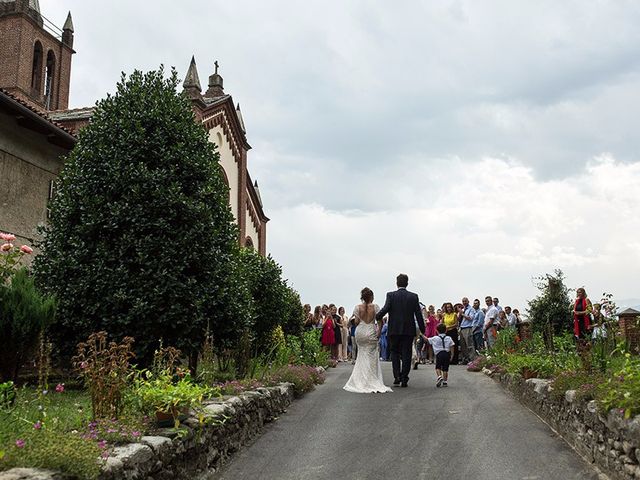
[343,303,393,393]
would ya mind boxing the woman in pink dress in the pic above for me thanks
[424,305,438,363]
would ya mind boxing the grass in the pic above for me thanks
[0,387,92,448]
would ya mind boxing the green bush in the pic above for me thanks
[300,330,329,367]
[34,68,240,366]
[0,268,56,382]
[597,353,640,418]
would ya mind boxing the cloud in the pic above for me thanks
[268,155,640,311]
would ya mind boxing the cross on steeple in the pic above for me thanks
[214,61,219,75]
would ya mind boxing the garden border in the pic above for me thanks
[484,368,640,480]
[0,382,296,480]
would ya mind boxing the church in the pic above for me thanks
[0,0,268,254]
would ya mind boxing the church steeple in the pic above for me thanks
[62,11,74,48]
[204,61,224,98]
[182,55,202,100]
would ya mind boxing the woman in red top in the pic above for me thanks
[572,287,592,340]
[321,312,336,355]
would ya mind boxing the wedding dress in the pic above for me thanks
[343,303,393,393]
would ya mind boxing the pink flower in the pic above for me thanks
[20,245,33,254]
[15,439,25,448]
[1,243,12,252]
[131,431,141,437]
[33,421,42,430]
[55,383,65,393]
[0,233,16,242]
[80,361,88,369]
[98,440,107,449]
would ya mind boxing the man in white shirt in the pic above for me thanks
[483,296,499,348]
[505,306,517,328]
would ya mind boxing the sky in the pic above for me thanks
[44,0,640,313]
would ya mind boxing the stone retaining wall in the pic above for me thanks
[0,383,295,480]
[488,369,640,480]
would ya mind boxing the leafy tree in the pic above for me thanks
[281,285,304,337]
[0,269,56,381]
[239,248,289,353]
[34,68,239,365]
[527,269,572,350]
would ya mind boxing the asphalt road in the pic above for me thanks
[214,361,603,480]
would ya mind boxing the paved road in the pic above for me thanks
[214,362,602,480]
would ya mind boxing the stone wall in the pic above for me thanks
[0,383,295,480]
[488,369,640,480]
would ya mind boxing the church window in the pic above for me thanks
[31,41,44,94]
[245,237,254,249]
[46,178,56,220]
[45,50,56,109]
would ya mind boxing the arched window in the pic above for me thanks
[245,237,254,249]
[218,164,230,202]
[31,41,43,94]
[45,50,56,109]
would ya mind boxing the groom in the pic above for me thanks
[376,273,425,388]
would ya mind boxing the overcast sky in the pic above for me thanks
[45,0,640,313]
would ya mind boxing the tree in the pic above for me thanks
[281,285,304,337]
[527,269,572,350]
[34,68,239,365]
[239,248,289,353]
[0,268,56,382]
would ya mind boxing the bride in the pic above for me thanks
[343,287,392,393]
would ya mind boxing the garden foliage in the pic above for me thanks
[34,68,240,365]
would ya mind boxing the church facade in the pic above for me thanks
[0,0,268,254]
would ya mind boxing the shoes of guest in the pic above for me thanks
[442,381,448,387]
[413,362,419,370]
[393,379,401,386]
[436,376,443,388]
[400,382,408,388]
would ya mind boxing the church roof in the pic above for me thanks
[183,56,201,92]
[49,106,94,122]
[63,11,73,32]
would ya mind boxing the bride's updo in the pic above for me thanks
[360,287,374,304]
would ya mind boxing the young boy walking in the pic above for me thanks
[428,323,455,387]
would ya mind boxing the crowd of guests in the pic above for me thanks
[303,287,607,372]
[303,296,526,366]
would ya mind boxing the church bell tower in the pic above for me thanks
[0,0,75,111]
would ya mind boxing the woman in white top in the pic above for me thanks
[343,287,392,393]
[338,306,350,361]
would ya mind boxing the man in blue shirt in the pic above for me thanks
[458,297,476,363]
[471,299,485,353]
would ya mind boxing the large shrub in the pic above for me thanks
[33,68,239,365]
[240,249,289,353]
[0,269,56,382]
[527,269,572,349]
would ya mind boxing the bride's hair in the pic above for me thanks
[360,287,374,303]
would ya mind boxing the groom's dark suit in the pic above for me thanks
[376,287,425,385]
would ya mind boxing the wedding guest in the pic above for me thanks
[329,304,343,361]
[436,308,444,325]
[442,302,459,364]
[338,306,350,361]
[458,297,475,363]
[312,305,323,330]
[379,317,389,361]
[497,310,509,330]
[428,323,454,387]
[424,305,438,363]
[493,297,503,312]
[303,304,313,330]
[471,299,485,352]
[321,311,336,356]
[505,306,517,328]
[572,287,592,340]
[349,316,358,363]
[483,296,499,348]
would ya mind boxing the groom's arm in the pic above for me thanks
[414,295,426,335]
[376,292,392,321]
